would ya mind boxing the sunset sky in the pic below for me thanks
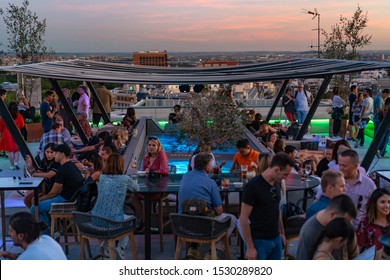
[0,0,389,53]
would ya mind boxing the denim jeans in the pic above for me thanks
[30,195,66,232]
[296,110,308,125]
[246,235,282,260]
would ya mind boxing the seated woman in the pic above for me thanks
[24,143,61,208]
[266,131,277,151]
[130,136,168,231]
[357,188,390,253]
[112,128,128,154]
[273,138,285,154]
[141,136,169,175]
[91,153,139,259]
[123,107,137,127]
[311,217,355,260]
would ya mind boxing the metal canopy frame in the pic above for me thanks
[1,58,390,170]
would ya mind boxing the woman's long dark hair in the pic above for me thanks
[9,212,47,244]
[309,217,354,259]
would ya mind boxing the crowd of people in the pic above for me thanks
[0,85,389,261]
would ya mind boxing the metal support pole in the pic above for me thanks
[361,109,390,170]
[265,80,289,122]
[0,98,39,170]
[296,75,332,140]
[86,82,111,124]
[49,79,89,145]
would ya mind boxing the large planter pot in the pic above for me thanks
[339,119,349,138]
[328,119,349,138]
[26,123,43,142]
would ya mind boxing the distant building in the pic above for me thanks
[196,61,238,67]
[133,50,168,67]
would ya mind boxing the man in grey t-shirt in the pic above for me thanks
[296,194,358,260]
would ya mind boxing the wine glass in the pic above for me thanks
[304,164,312,178]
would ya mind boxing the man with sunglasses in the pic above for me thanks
[239,152,295,260]
[338,149,376,228]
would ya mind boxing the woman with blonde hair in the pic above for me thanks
[142,136,168,175]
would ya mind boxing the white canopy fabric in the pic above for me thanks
[1,58,389,84]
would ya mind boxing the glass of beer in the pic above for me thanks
[241,165,248,179]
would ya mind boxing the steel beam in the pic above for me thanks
[86,82,111,125]
[49,79,89,145]
[265,80,289,122]
[361,109,390,170]
[296,75,333,140]
[0,98,39,170]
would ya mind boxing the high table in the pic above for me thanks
[285,173,320,210]
[0,177,44,250]
[135,173,245,260]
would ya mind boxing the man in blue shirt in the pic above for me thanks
[40,90,59,133]
[306,170,346,220]
[178,152,237,257]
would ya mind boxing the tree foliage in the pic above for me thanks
[322,5,372,60]
[175,91,245,152]
[0,0,52,64]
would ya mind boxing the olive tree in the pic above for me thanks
[322,5,372,60]
[322,5,372,97]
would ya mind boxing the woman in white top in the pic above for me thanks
[331,87,346,137]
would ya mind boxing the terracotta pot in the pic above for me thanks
[26,123,43,142]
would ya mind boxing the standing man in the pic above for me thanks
[377,89,390,157]
[306,170,346,220]
[30,144,84,230]
[347,85,358,140]
[239,152,295,260]
[296,194,358,260]
[338,149,376,228]
[91,83,113,127]
[356,88,373,147]
[373,88,385,136]
[40,90,58,133]
[294,83,312,125]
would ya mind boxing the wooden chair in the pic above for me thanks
[50,201,83,255]
[170,213,231,260]
[49,178,97,256]
[72,211,138,260]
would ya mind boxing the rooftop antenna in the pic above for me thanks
[302,8,321,58]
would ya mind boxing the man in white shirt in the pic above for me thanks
[294,83,312,125]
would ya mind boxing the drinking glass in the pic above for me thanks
[304,164,312,177]
[241,165,248,179]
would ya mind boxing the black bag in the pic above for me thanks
[281,202,304,223]
[181,198,215,218]
[25,106,36,119]
[75,177,97,212]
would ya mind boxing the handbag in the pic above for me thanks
[26,106,36,119]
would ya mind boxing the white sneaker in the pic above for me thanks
[115,246,126,260]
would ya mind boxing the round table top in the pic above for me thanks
[285,173,320,191]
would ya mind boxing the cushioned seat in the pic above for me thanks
[170,213,231,260]
[72,211,138,260]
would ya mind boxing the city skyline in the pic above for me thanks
[0,0,389,53]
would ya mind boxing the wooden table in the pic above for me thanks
[0,177,44,250]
